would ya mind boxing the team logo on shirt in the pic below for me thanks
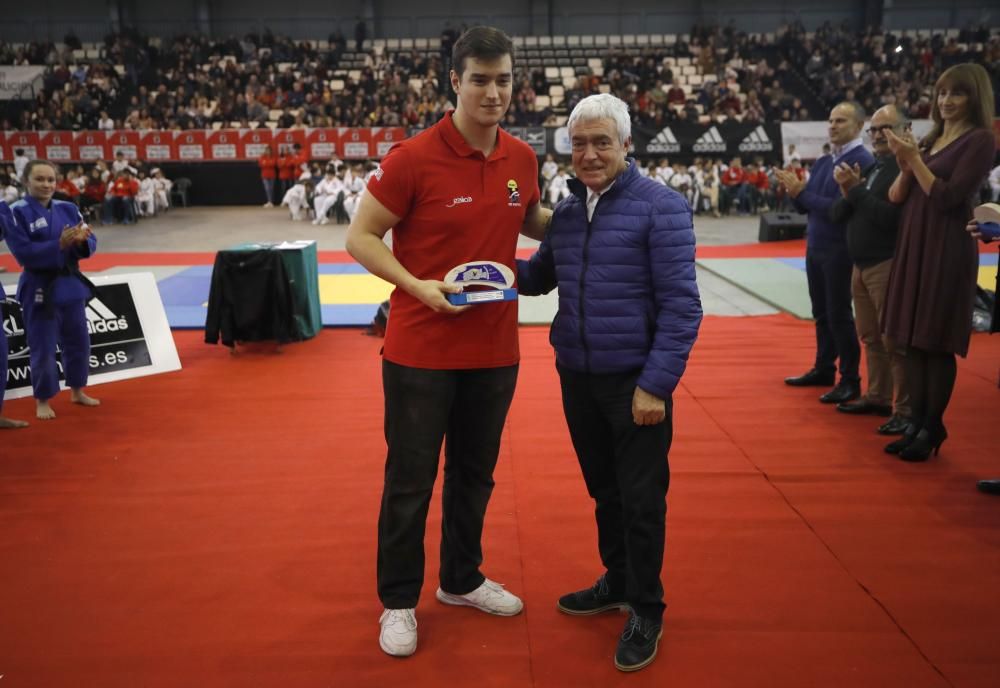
[28,217,49,232]
[506,179,521,207]
[373,166,384,182]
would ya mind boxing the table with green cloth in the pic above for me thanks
[204,240,322,346]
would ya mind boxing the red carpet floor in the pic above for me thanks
[1,315,998,687]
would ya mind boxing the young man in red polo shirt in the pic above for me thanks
[347,26,550,658]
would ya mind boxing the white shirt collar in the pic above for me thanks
[832,137,864,161]
[586,180,614,221]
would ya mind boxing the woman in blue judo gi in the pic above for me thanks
[5,160,100,420]
[0,201,29,428]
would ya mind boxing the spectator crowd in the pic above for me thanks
[1,21,995,136]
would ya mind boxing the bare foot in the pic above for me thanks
[36,400,56,420]
[71,389,101,407]
[0,416,29,429]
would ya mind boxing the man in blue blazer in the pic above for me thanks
[776,102,874,403]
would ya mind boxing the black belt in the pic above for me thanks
[27,265,98,309]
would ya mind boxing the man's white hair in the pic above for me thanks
[567,94,631,144]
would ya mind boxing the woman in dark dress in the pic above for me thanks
[882,63,996,461]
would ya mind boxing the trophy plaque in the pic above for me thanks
[443,260,517,305]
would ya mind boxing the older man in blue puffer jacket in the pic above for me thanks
[517,94,701,673]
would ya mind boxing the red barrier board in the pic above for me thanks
[271,129,307,156]
[372,127,406,158]
[40,131,75,162]
[73,130,108,161]
[140,131,175,162]
[241,128,273,160]
[6,131,39,161]
[106,130,141,161]
[339,128,372,159]
[306,128,340,160]
[175,130,206,161]
[206,129,243,160]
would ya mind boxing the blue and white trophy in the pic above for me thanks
[444,260,517,305]
[974,203,1000,242]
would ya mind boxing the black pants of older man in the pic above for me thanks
[557,363,672,622]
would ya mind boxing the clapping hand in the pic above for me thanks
[773,168,805,198]
[833,162,863,194]
[885,129,919,169]
[58,222,91,250]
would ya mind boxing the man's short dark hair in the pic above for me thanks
[451,26,514,77]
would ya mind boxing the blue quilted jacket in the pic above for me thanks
[517,160,702,398]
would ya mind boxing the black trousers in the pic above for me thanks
[806,244,860,381]
[377,360,518,609]
[557,363,672,621]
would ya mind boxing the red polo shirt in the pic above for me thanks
[365,111,540,369]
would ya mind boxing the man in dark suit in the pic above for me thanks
[776,102,874,403]
[829,104,911,435]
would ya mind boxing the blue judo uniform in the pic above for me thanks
[0,202,13,413]
[5,196,97,401]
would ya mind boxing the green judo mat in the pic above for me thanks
[696,258,813,319]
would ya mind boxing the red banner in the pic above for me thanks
[106,130,141,161]
[139,131,175,162]
[40,131,75,162]
[306,128,340,160]
[339,128,372,159]
[175,130,206,161]
[6,131,39,161]
[271,128,307,156]
[372,127,406,158]
[241,128,273,160]
[73,130,108,161]
[1,127,456,163]
[206,129,243,161]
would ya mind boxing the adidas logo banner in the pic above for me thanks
[632,123,783,161]
[738,125,775,153]
[645,127,681,154]
[3,273,181,400]
[692,126,727,153]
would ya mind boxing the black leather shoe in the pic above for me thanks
[836,398,892,416]
[784,369,836,387]
[877,415,910,435]
[899,427,947,462]
[819,380,861,404]
[615,612,663,672]
[884,423,919,454]
[977,479,1000,495]
[557,574,628,616]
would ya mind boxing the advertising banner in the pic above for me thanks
[505,127,547,155]
[206,129,243,161]
[0,66,45,100]
[632,122,783,162]
[5,131,39,161]
[40,131,74,162]
[271,129,307,156]
[139,130,175,162]
[4,273,182,400]
[175,130,207,161]
[371,127,406,158]
[73,130,108,161]
[106,130,141,161]
[241,128,273,159]
[339,128,372,159]
[305,127,340,160]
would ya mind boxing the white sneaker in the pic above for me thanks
[379,608,417,657]
[311,218,321,225]
[436,578,523,616]
[319,216,330,225]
